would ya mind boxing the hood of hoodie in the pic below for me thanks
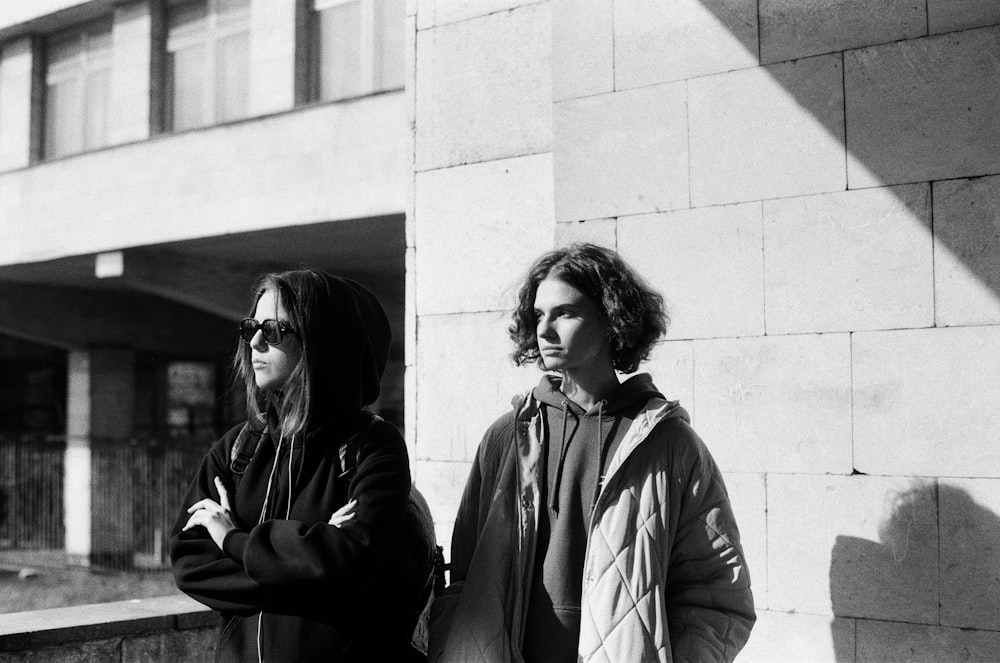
[307,272,391,418]
[528,372,685,515]
[530,372,667,418]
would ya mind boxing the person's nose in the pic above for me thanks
[249,329,268,351]
[537,315,556,341]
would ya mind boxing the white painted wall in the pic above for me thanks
[0,0,94,30]
[0,94,407,264]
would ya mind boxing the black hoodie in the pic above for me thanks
[522,373,665,663]
[170,274,430,663]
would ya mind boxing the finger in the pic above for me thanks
[187,500,210,514]
[182,512,203,532]
[187,498,221,514]
[214,477,231,511]
[329,510,356,525]
[330,499,358,519]
[329,512,356,527]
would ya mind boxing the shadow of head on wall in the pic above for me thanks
[829,482,1000,661]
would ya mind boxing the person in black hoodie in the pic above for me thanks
[429,244,754,663]
[171,269,434,663]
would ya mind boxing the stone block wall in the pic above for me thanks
[408,0,555,545]
[0,595,216,662]
[407,1,1000,659]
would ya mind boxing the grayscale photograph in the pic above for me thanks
[0,1,998,662]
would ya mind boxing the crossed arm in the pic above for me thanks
[183,475,357,550]
[170,431,408,614]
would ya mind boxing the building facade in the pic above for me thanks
[0,0,406,566]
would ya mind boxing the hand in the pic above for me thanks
[329,499,357,528]
[183,476,238,550]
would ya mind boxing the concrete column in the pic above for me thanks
[64,351,92,565]
[64,347,136,567]
[109,1,154,145]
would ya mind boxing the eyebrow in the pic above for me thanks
[534,303,579,314]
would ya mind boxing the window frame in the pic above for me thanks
[163,0,251,132]
[42,17,114,160]
[308,0,403,104]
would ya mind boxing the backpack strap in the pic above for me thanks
[229,414,380,479]
[432,545,447,595]
[338,413,381,482]
[230,424,268,475]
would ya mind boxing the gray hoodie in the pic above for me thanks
[523,372,675,663]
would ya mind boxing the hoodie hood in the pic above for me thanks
[530,372,666,416]
[308,272,391,416]
[527,372,681,517]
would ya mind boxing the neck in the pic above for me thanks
[559,364,620,411]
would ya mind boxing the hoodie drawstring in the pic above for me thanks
[551,399,611,515]
[551,400,570,514]
[286,441,294,519]
[258,433,283,525]
[593,401,615,510]
[256,432,296,663]
[255,433,282,663]
[594,401,603,508]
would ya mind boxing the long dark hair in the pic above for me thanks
[509,243,668,374]
[233,269,390,441]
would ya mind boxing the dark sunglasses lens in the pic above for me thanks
[240,319,284,344]
[261,320,282,344]
[239,319,259,343]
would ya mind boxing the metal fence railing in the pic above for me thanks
[90,436,208,571]
[0,434,64,552]
[0,434,209,572]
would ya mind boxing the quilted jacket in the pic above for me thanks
[428,391,755,663]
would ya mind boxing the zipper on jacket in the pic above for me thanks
[580,399,668,598]
[511,397,539,655]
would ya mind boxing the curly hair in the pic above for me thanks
[509,243,669,374]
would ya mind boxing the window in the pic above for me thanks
[165,361,218,437]
[44,20,113,159]
[310,0,404,102]
[165,0,250,132]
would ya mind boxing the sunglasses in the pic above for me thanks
[239,318,296,345]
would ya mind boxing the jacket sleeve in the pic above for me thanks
[446,442,488,587]
[170,422,411,612]
[665,426,756,663]
[169,433,291,615]
[428,414,513,656]
[225,423,411,594]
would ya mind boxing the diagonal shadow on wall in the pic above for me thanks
[680,1,1000,658]
[686,0,1000,315]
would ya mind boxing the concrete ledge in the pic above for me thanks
[0,594,216,653]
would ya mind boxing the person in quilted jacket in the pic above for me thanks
[428,243,755,663]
